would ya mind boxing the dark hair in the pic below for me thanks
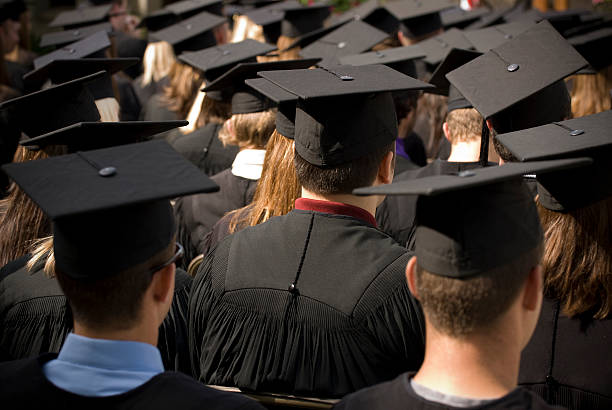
[55,239,175,331]
[415,244,543,337]
[294,141,395,195]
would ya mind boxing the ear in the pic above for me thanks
[377,151,395,185]
[486,119,494,133]
[397,30,410,46]
[406,256,419,299]
[442,122,451,142]
[151,264,176,306]
[522,265,543,311]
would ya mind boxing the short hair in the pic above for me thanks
[218,109,276,150]
[415,244,543,337]
[294,141,395,195]
[55,238,176,331]
[445,108,482,144]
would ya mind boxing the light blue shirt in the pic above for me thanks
[43,333,164,397]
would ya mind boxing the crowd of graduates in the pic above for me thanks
[0,0,611,409]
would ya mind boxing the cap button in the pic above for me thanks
[185,24,192,30]
[458,170,476,177]
[375,51,385,58]
[288,283,299,294]
[340,75,354,81]
[570,129,584,136]
[222,50,230,56]
[507,63,519,72]
[67,48,76,54]
[504,34,513,39]
[98,166,117,177]
[337,41,347,49]
[203,147,209,153]
[73,30,80,36]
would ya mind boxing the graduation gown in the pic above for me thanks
[171,123,239,177]
[0,354,264,410]
[133,75,169,108]
[519,297,612,409]
[377,160,488,248]
[115,74,141,121]
[189,201,425,398]
[335,373,563,410]
[0,259,193,373]
[175,169,257,265]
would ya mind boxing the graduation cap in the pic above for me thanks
[137,9,179,32]
[384,0,456,39]
[39,22,113,49]
[496,110,612,212]
[20,120,188,152]
[353,158,590,278]
[49,4,111,29]
[244,3,285,43]
[299,20,389,66]
[280,19,351,51]
[464,6,509,30]
[202,58,319,113]
[166,0,224,17]
[34,31,111,71]
[280,0,331,38]
[1,140,219,280]
[440,6,490,30]
[428,48,481,113]
[245,77,298,138]
[417,27,474,67]
[0,0,25,23]
[0,72,103,138]
[329,0,398,34]
[569,27,612,71]
[541,8,589,34]
[259,64,433,166]
[149,11,226,53]
[338,44,425,78]
[446,20,588,120]
[463,20,536,53]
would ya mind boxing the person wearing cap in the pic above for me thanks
[496,111,612,409]
[0,141,264,409]
[0,0,27,93]
[388,0,455,46]
[337,161,578,410]
[132,41,175,108]
[189,64,431,398]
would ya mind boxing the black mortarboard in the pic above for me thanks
[463,21,536,53]
[259,64,432,165]
[20,120,188,152]
[244,3,285,44]
[330,0,398,34]
[541,9,589,34]
[496,110,612,212]
[149,11,226,53]
[428,48,481,113]
[384,0,456,39]
[0,72,103,138]
[464,7,510,30]
[569,27,612,71]
[280,0,331,38]
[338,44,425,78]
[417,28,473,67]
[245,77,298,138]
[49,4,111,29]
[503,7,543,25]
[562,13,612,38]
[202,58,318,114]
[280,19,350,51]
[138,9,179,32]
[446,20,587,120]
[353,158,590,278]
[0,0,25,23]
[2,140,219,280]
[299,20,389,66]
[39,22,113,48]
[166,0,224,17]
[441,6,490,29]
[34,31,111,71]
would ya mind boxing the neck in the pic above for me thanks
[447,138,481,163]
[301,188,379,218]
[73,320,159,347]
[413,320,521,399]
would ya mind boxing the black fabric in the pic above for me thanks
[394,154,420,175]
[400,132,427,167]
[5,60,27,93]
[519,297,612,410]
[231,90,271,114]
[0,259,194,374]
[175,169,257,265]
[133,76,169,109]
[335,372,563,409]
[0,108,20,195]
[377,160,488,248]
[141,93,179,132]
[189,209,425,397]
[115,74,141,121]
[171,122,238,176]
[0,354,264,409]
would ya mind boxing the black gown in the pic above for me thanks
[519,297,612,409]
[189,207,425,398]
[377,160,489,248]
[171,123,239,177]
[115,74,141,121]
[0,258,193,374]
[133,75,169,109]
[175,169,257,265]
[0,354,264,410]
[335,373,563,410]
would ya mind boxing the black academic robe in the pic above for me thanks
[115,74,141,121]
[175,169,257,265]
[0,259,193,374]
[171,123,239,177]
[189,208,425,398]
[335,373,563,410]
[0,354,264,410]
[377,160,490,248]
[519,297,612,409]
[5,60,28,93]
[132,75,169,109]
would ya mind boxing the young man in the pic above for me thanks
[0,141,263,410]
[188,65,433,398]
[337,159,587,409]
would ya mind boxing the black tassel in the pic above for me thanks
[479,120,490,167]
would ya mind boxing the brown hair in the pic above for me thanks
[274,35,301,61]
[570,68,612,118]
[228,130,300,233]
[446,108,483,144]
[217,109,276,149]
[163,61,203,119]
[55,238,176,331]
[537,198,612,319]
[415,245,543,337]
[196,95,232,128]
[419,93,448,159]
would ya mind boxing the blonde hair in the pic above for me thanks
[26,236,55,277]
[231,15,266,43]
[163,61,203,119]
[274,35,301,61]
[218,109,276,149]
[95,97,121,122]
[570,67,612,118]
[141,41,176,86]
[445,108,483,144]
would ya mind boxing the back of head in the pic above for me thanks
[446,107,482,144]
[570,68,612,118]
[218,108,276,149]
[164,61,203,118]
[141,41,177,86]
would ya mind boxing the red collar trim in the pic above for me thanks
[294,198,377,227]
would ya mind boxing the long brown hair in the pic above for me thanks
[196,95,231,128]
[420,92,448,159]
[538,198,612,319]
[570,67,612,118]
[163,61,203,119]
[228,130,300,233]
[217,109,276,149]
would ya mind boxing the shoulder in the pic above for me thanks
[498,388,565,410]
[0,354,55,397]
[334,374,412,410]
[0,261,64,311]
